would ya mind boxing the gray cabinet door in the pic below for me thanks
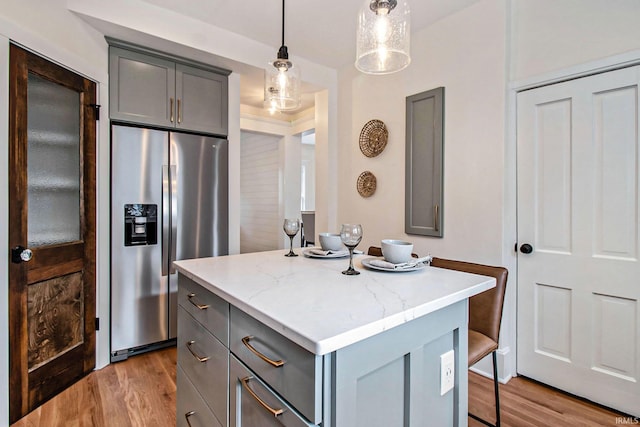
[178,275,229,345]
[229,356,314,427]
[109,47,175,128]
[176,63,228,135]
[229,306,322,424]
[109,46,229,136]
[405,87,444,237]
[177,365,223,427]
[178,307,228,426]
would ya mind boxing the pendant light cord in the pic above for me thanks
[276,0,289,60]
[281,0,286,47]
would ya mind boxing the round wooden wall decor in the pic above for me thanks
[357,171,377,198]
[359,119,388,157]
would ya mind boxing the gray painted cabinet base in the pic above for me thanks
[178,274,469,427]
[331,301,467,427]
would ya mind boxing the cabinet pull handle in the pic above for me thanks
[186,340,210,362]
[177,99,182,124]
[241,376,284,417]
[434,204,439,232]
[184,410,195,427]
[187,293,209,310]
[241,336,284,367]
[170,97,174,123]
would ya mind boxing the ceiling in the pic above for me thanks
[138,0,482,113]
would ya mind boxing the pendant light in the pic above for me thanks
[265,0,301,111]
[355,0,411,75]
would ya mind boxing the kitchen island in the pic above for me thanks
[174,249,495,427]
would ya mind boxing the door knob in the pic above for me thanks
[11,246,33,263]
[519,243,533,254]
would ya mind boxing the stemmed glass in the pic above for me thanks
[340,224,363,275]
[283,218,300,257]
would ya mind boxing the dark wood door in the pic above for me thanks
[8,44,97,423]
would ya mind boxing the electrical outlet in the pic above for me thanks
[440,349,455,396]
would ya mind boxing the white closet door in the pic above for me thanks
[517,66,640,415]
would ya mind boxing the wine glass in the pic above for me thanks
[283,218,300,257]
[340,224,363,275]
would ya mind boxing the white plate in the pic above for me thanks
[303,248,350,259]
[361,257,427,272]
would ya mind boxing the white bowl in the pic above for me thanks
[381,239,413,264]
[319,233,343,251]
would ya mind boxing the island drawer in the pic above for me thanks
[229,306,322,425]
[178,275,229,345]
[230,355,314,427]
[177,365,223,427]
[177,306,228,424]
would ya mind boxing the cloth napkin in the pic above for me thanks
[369,255,433,270]
[368,259,399,269]
[307,248,364,256]
[308,248,349,256]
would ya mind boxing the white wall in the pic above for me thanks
[2,0,107,68]
[338,0,507,263]
[314,90,338,235]
[510,0,640,82]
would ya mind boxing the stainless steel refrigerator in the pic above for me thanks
[110,124,228,362]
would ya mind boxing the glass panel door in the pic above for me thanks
[26,73,80,246]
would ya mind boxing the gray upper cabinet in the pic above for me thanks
[109,45,229,136]
[176,63,228,135]
[405,87,444,237]
[109,47,175,128]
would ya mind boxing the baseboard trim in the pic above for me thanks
[469,346,512,384]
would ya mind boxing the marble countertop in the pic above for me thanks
[174,249,495,355]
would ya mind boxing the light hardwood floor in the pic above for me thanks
[12,347,628,426]
[12,348,176,427]
[468,370,629,427]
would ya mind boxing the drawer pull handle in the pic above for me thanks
[241,336,284,367]
[187,293,209,310]
[241,376,284,417]
[186,340,210,362]
[185,410,195,427]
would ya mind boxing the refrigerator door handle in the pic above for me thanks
[162,165,170,277]
[170,164,178,275]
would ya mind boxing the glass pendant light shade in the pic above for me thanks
[264,0,301,112]
[265,53,301,111]
[356,0,411,75]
